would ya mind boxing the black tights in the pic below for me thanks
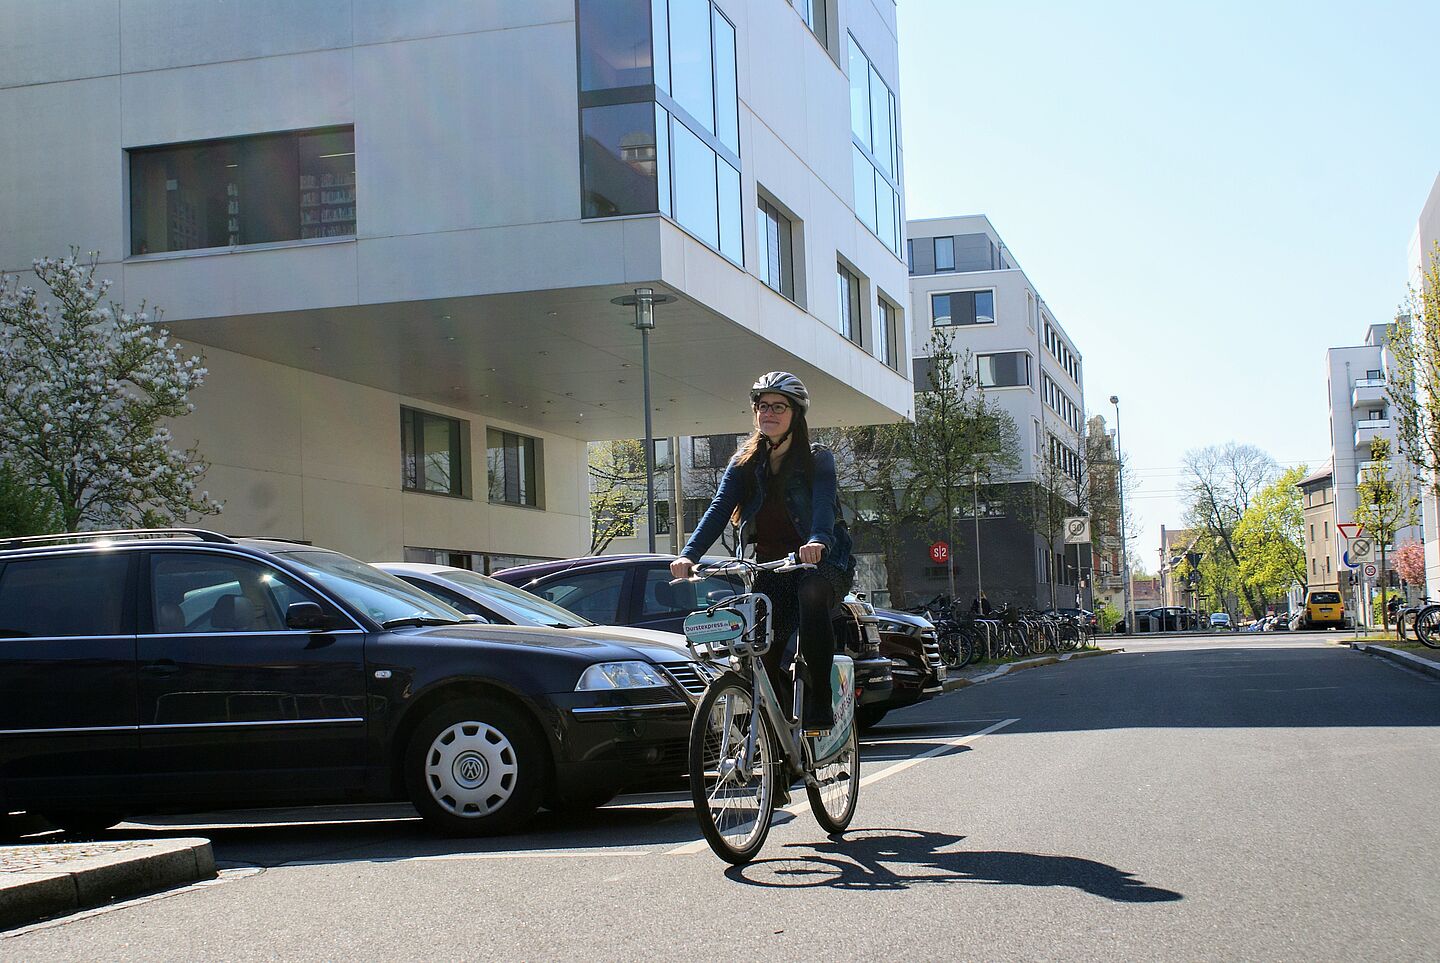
[753,569,839,716]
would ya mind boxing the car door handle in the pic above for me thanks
[140,660,180,676]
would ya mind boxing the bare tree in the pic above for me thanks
[1181,442,1278,617]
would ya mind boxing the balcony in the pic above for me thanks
[1352,378,1387,408]
[1355,418,1390,450]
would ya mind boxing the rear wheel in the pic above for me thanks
[404,699,545,836]
[689,674,775,865]
[1416,605,1440,649]
[806,721,860,836]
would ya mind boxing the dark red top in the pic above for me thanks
[754,464,803,562]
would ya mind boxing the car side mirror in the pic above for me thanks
[286,601,329,630]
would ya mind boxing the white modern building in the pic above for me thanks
[904,214,1088,609]
[1409,170,1440,597]
[0,0,913,568]
[1323,323,1423,596]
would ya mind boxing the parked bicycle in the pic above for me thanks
[678,555,860,865]
[1412,597,1440,650]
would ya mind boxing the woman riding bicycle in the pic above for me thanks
[670,371,854,730]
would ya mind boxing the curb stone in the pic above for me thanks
[1349,641,1440,681]
[942,646,1125,693]
[0,837,215,931]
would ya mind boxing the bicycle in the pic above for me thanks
[678,555,860,865]
[1414,598,1440,650]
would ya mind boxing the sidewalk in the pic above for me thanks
[1347,639,1440,681]
[0,836,214,930]
[942,645,1123,692]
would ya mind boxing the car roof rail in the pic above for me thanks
[0,528,236,551]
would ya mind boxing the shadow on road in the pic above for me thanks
[727,827,1183,903]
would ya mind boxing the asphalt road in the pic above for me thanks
[6,634,1439,961]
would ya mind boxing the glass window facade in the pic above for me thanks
[577,0,742,265]
[846,36,901,257]
[756,196,795,300]
[931,290,995,326]
[836,262,862,343]
[877,296,897,369]
[487,428,541,507]
[978,351,1031,388]
[402,407,469,498]
[129,127,354,255]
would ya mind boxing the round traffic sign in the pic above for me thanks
[1362,562,1378,579]
[929,541,949,563]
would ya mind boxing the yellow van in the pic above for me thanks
[1303,590,1345,628]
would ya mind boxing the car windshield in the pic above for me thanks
[437,569,593,628]
[281,551,466,626]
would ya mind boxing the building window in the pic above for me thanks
[795,0,829,49]
[402,408,469,498]
[1366,368,1382,380]
[692,433,738,469]
[756,195,796,300]
[934,236,955,272]
[978,352,1031,388]
[847,35,901,256]
[837,262,863,343]
[877,296,898,369]
[931,290,995,326]
[912,356,936,390]
[487,428,542,507]
[129,127,355,255]
[577,0,741,264]
[1323,520,1329,538]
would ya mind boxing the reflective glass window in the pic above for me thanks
[712,9,739,155]
[853,145,876,232]
[129,127,354,255]
[670,0,715,134]
[869,64,891,176]
[934,236,955,271]
[655,104,673,216]
[877,297,897,368]
[757,196,795,299]
[652,0,671,92]
[875,174,895,250]
[836,263,862,342]
[717,159,742,263]
[931,291,996,327]
[579,0,656,91]
[581,103,661,217]
[889,89,899,174]
[150,553,320,634]
[848,39,870,149]
[402,407,469,497]
[978,352,1031,388]
[672,120,720,248]
[486,428,541,507]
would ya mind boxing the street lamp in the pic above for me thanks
[611,287,676,552]
[1110,394,1134,634]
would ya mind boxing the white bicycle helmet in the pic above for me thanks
[750,371,810,414]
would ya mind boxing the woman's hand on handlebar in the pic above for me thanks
[670,556,695,580]
[797,541,826,565]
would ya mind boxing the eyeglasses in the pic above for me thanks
[753,401,791,415]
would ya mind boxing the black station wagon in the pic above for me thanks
[0,530,707,838]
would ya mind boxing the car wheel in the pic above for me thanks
[855,706,889,732]
[404,699,545,836]
[40,810,125,838]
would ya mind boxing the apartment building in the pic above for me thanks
[1410,171,1440,597]
[1157,525,1202,609]
[1324,324,1423,592]
[904,214,1088,610]
[1298,463,1340,594]
[0,0,912,568]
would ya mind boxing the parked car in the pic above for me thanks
[491,554,895,710]
[861,607,947,730]
[1045,607,1099,631]
[0,530,705,838]
[1208,612,1233,631]
[374,562,710,704]
[1301,590,1346,629]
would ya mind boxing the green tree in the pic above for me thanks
[1181,442,1277,618]
[0,460,59,538]
[1233,465,1308,605]
[1354,437,1418,629]
[588,438,651,555]
[1388,244,1440,506]
[906,327,1020,600]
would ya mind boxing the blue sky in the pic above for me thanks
[897,0,1440,571]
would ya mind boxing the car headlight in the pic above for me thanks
[875,620,911,634]
[575,661,670,691]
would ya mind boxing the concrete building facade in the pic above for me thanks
[0,0,912,567]
[1409,170,1440,597]
[1298,463,1340,595]
[902,214,1089,611]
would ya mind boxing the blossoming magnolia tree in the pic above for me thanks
[0,252,222,533]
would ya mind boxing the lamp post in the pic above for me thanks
[1110,394,1133,633]
[611,288,675,552]
[972,467,983,601]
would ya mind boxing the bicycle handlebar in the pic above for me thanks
[671,554,816,584]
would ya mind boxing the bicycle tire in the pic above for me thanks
[806,720,860,836]
[688,673,777,865]
[1416,605,1440,649]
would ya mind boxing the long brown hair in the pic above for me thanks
[729,409,814,525]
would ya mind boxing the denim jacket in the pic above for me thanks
[682,444,853,574]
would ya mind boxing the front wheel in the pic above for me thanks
[1416,605,1440,649]
[689,674,776,865]
[404,699,545,836]
[807,721,859,836]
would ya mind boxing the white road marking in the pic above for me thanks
[664,717,1020,856]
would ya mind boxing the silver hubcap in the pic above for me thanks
[424,721,518,818]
